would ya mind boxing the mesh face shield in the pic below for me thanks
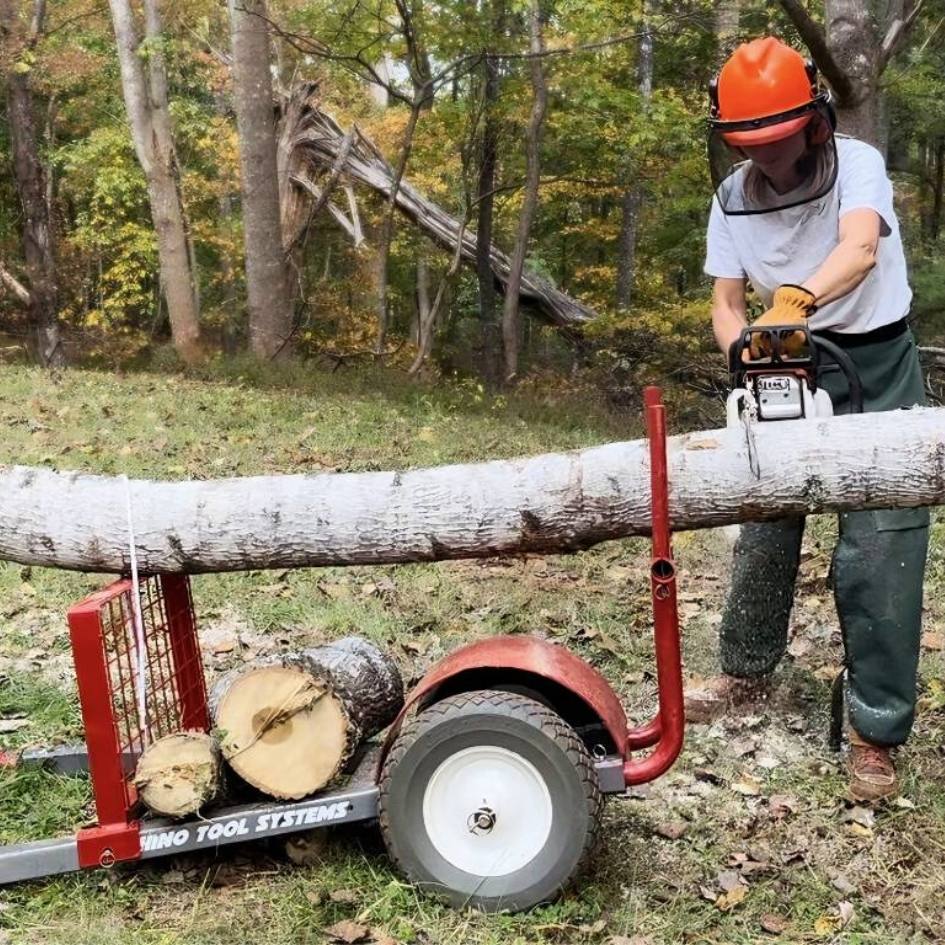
[708,99,838,216]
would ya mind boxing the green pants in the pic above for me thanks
[720,328,929,746]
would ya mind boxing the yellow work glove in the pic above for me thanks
[750,284,818,359]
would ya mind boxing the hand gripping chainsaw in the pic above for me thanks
[726,325,863,477]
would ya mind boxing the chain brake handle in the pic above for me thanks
[728,325,864,415]
[728,324,819,390]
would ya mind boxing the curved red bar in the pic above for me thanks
[623,388,685,785]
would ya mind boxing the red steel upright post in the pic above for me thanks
[623,386,685,785]
[68,583,142,867]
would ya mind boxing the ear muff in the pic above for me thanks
[804,59,818,96]
[824,92,838,131]
[708,77,720,118]
[805,58,838,131]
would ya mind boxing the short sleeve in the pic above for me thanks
[838,142,895,235]
[704,196,746,279]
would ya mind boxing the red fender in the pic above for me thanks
[378,635,628,772]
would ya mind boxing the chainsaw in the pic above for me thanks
[726,324,863,476]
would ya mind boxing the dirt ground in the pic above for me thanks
[0,365,943,944]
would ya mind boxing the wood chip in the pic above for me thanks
[829,870,856,895]
[841,806,875,829]
[325,921,370,943]
[716,870,744,893]
[715,885,747,911]
[328,888,359,904]
[654,820,687,840]
[768,794,798,819]
[838,901,854,928]
[731,773,762,796]
[759,912,789,935]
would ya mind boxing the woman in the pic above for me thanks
[688,36,928,803]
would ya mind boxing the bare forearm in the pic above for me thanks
[712,303,748,356]
[803,238,877,306]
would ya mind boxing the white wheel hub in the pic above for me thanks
[421,744,553,876]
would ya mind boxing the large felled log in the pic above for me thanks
[1,407,944,573]
[133,731,223,818]
[279,84,595,337]
[210,636,403,800]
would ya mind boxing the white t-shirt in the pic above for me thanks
[704,136,911,333]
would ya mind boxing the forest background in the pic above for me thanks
[3,0,943,403]
[4,4,945,944]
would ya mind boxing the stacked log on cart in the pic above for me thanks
[134,636,404,817]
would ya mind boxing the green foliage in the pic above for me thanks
[57,125,157,330]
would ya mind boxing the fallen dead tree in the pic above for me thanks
[278,84,594,336]
[0,407,943,573]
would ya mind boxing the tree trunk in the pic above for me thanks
[228,0,294,360]
[501,0,547,383]
[134,731,223,818]
[374,92,426,355]
[409,219,468,375]
[210,637,403,799]
[108,0,202,363]
[824,0,882,147]
[781,0,923,154]
[413,256,430,346]
[0,261,31,306]
[477,48,501,386]
[616,7,653,312]
[1,407,944,574]
[716,0,740,46]
[2,0,64,367]
[7,74,63,366]
[932,136,944,242]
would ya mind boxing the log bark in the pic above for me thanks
[134,731,223,818]
[210,637,402,799]
[1,408,944,573]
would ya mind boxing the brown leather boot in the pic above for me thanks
[847,729,899,803]
[683,674,772,724]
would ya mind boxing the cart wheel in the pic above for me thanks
[379,689,601,912]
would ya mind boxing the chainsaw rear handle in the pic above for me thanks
[728,325,863,415]
[812,336,863,415]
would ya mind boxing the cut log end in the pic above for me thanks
[210,636,404,800]
[213,664,352,800]
[134,731,222,819]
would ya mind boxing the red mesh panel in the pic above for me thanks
[68,574,209,834]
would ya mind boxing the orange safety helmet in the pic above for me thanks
[709,37,833,146]
[707,37,839,215]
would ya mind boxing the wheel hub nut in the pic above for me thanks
[468,806,497,834]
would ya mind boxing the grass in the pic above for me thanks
[0,361,943,944]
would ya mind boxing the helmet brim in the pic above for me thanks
[722,113,812,146]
